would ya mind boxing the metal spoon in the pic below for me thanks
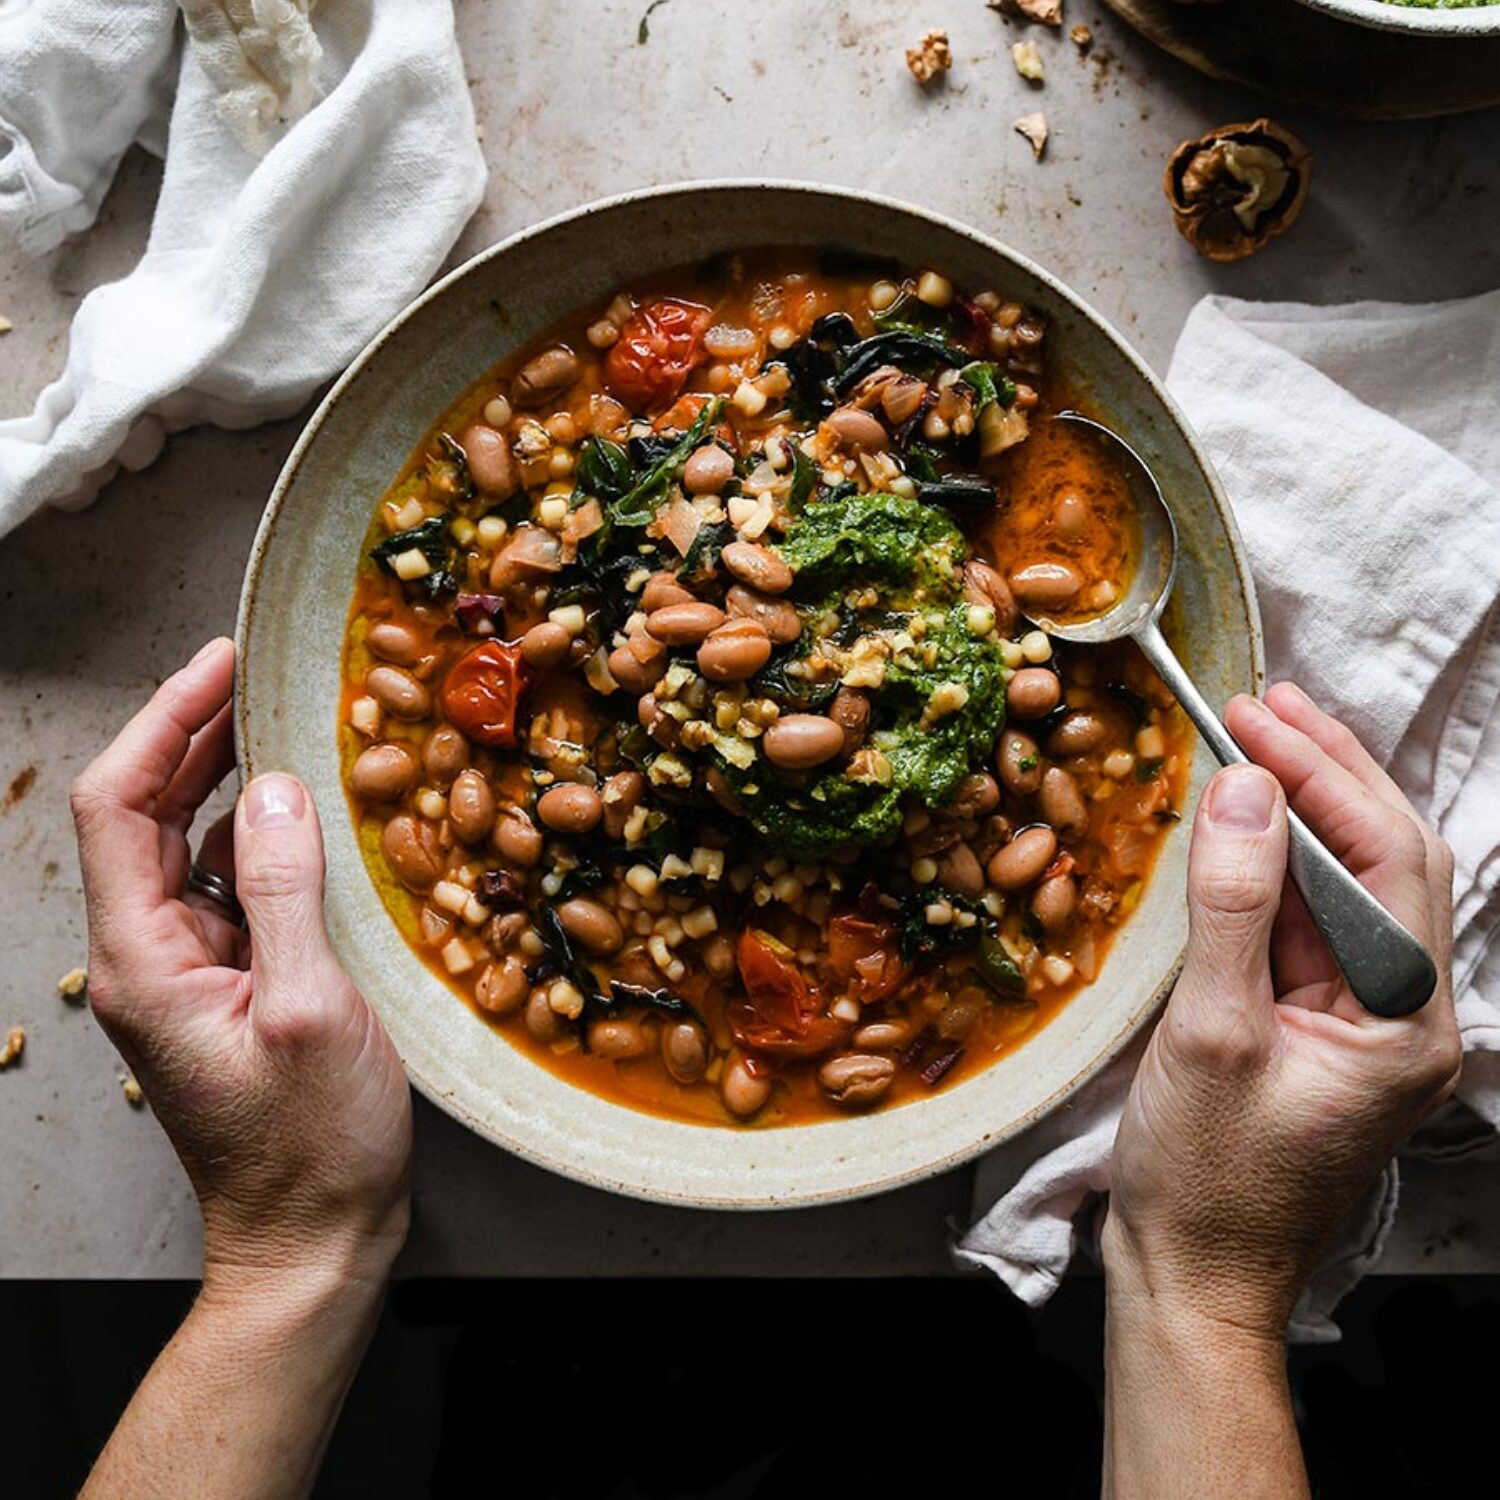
[1034,412,1436,1019]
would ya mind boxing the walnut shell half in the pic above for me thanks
[1164,118,1312,263]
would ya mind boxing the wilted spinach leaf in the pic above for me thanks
[370,517,457,600]
[896,889,987,963]
[611,398,724,526]
[958,361,1017,411]
[575,436,633,502]
[682,517,735,578]
[834,331,973,396]
[916,478,998,512]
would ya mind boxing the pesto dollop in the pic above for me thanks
[729,492,1008,860]
[778,489,966,605]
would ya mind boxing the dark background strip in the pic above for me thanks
[3,1277,1496,1498]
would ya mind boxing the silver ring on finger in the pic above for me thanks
[186,863,245,928]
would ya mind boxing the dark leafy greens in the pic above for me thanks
[833,331,973,396]
[370,516,457,600]
[574,436,634,503]
[958,361,1017,412]
[609,398,725,527]
[895,889,987,962]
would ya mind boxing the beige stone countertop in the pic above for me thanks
[3,1,1498,1277]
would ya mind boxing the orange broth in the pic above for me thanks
[339,250,1192,1127]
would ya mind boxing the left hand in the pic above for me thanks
[70,638,413,1291]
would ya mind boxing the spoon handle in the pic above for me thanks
[1133,620,1436,1018]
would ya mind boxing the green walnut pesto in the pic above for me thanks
[726,493,1009,860]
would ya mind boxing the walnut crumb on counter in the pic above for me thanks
[1012,40,1044,82]
[57,967,88,999]
[0,315,12,335]
[1014,112,1049,160]
[990,0,1063,24]
[1070,24,1093,50]
[906,29,952,85]
[0,1027,25,1069]
[121,1073,144,1106]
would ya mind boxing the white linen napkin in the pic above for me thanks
[0,0,486,532]
[957,291,1500,1341]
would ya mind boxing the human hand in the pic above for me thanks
[70,638,413,1294]
[1103,682,1459,1340]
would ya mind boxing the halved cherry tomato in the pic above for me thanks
[440,639,529,748]
[827,913,910,1004]
[604,298,712,411]
[731,929,847,1058]
[728,1004,848,1060]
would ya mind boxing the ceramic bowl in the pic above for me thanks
[236,181,1262,1209]
[1290,0,1500,35]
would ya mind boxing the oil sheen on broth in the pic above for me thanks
[339,250,1191,1127]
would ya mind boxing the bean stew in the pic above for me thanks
[340,250,1191,1126]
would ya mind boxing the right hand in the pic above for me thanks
[1103,683,1460,1339]
[70,638,413,1292]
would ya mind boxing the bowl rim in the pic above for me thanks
[1288,0,1500,35]
[235,178,1265,1208]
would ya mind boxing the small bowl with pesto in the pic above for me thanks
[1290,0,1500,35]
[238,182,1261,1209]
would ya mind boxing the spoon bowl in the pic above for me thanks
[1038,412,1179,646]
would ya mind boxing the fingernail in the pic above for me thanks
[1208,767,1276,831]
[1277,680,1314,709]
[190,636,229,666]
[245,773,305,828]
[1235,693,1272,722]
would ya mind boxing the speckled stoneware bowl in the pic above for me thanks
[237,181,1262,1209]
[1291,0,1500,34]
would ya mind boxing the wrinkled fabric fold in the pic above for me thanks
[0,0,486,533]
[0,0,180,254]
[958,291,1500,1339]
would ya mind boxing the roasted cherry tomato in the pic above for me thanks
[440,639,529,748]
[604,297,712,411]
[827,913,910,1004]
[730,929,847,1059]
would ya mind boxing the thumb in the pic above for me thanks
[234,773,340,1004]
[1174,764,1289,1032]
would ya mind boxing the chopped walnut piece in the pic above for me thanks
[1164,118,1312,262]
[1070,23,1093,49]
[0,1027,24,1069]
[0,315,12,335]
[121,1073,144,1106]
[989,0,1063,24]
[1014,112,1049,160]
[1012,39,1044,82]
[57,967,88,999]
[906,29,952,85]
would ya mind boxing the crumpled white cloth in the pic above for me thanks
[0,0,486,529]
[958,291,1500,1342]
